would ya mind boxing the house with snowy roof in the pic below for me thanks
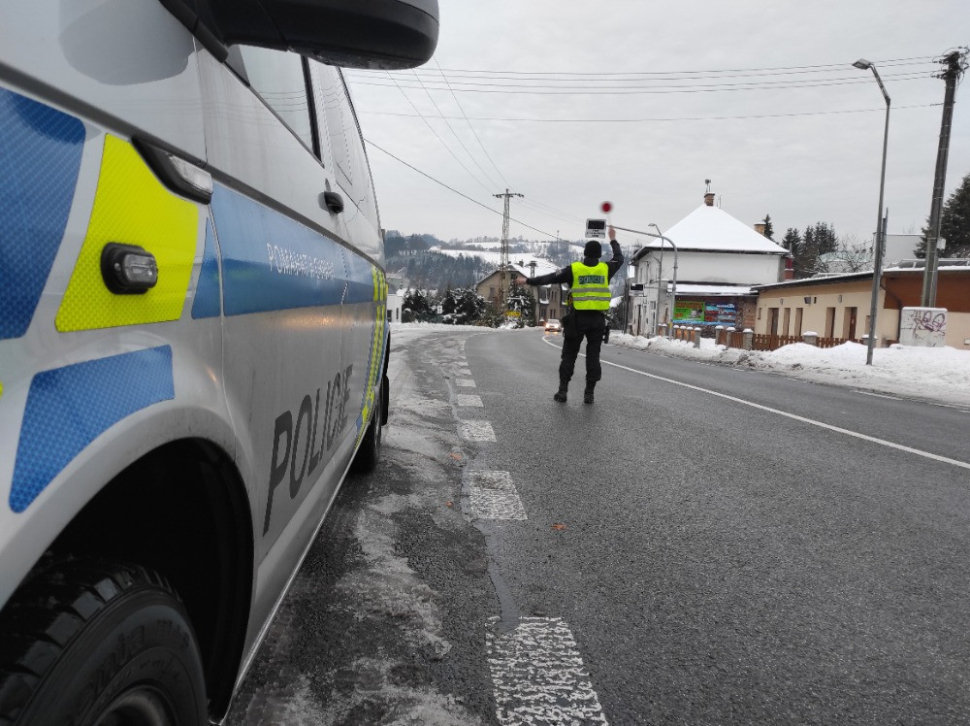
[628,192,791,336]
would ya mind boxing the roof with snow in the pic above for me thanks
[637,204,789,255]
[475,260,560,287]
[667,284,754,296]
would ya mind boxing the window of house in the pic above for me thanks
[236,46,314,151]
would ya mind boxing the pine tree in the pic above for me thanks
[440,285,456,317]
[813,222,838,256]
[762,214,775,240]
[782,228,801,253]
[453,288,487,324]
[917,172,970,258]
[795,225,817,278]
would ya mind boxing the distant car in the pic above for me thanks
[545,319,562,333]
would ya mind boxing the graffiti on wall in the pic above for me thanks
[899,307,947,347]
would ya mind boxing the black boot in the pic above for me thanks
[583,385,595,404]
[553,383,568,403]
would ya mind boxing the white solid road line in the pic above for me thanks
[543,339,970,472]
[852,390,903,400]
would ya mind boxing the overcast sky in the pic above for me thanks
[345,1,969,251]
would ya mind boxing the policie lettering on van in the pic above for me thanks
[0,1,439,723]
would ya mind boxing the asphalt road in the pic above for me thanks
[229,327,970,725]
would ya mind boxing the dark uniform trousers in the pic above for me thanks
[559,311,606,386]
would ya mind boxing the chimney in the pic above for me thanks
[783,255,795,281]
[754,223,766,236]
[704,193,715,207]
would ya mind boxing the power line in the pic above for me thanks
[381,60,937,84]
[402,55,938,77]
[384,72,495,195]
[364,139,559,239]
[431,61,585,231]
[434,59,513,190]
[349,71,933,95]
[358,102,940,124]
[410,68,502,190]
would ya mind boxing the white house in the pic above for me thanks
[387,290,404,324]
[628,193,791,335]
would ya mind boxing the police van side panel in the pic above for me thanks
[197,47,388,651]
[0,1,239,610]
[0,4,253,721]
[0,0,434,722]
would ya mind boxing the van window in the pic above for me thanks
[308,61,378,225]
[236,46,314,151]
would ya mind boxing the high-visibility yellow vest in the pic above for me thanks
[569,261,611,311]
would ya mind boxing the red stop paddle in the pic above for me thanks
[601,202,613,230]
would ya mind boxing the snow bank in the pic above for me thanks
[609,334,970,407]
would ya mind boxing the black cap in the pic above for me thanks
[583,240,602,258]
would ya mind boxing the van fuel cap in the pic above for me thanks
[101,243,158,294]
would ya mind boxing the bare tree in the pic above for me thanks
[822,234,873,273]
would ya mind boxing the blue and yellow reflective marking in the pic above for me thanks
[212,185,348,315]
[0,87,84,340]
[10,346,175,513]
[192,220,222,319]
[56,136,198,331]
[356,269,388,444]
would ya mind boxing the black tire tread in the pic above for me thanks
[0,557,183,725]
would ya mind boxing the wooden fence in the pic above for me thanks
[663,325,893,352]
[752,334,801,351]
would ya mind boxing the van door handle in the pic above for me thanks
[321,191,344,214]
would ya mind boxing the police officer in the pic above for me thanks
[516,227,623,403]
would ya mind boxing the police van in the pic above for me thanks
[0,0,438,722]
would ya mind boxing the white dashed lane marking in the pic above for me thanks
[487,617,609,726]
[457,379,477,388]
[456,394,484,407]
[460,420,496,442]
[466,471,527,521]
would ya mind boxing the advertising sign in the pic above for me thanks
[673,300,704,324]
[705,303,737,325]
[674,301,737,326]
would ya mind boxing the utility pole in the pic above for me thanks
[921,48,968,306]
[494,189,523,314]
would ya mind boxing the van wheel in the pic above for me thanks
[352,379,385,474]
[0,558,206,726]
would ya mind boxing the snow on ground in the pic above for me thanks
[609,333,970,408]
[389,321,522,344]
[391,323,970,408]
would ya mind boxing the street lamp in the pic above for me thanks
[617,223,678,337]
[853,57,890,366]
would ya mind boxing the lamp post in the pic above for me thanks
[617,223,678,337]
[853,58,890,366]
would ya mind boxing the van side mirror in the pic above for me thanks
[161,0,439,69]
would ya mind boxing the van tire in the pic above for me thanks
[0,558,207,726]
[352,377,385,474]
